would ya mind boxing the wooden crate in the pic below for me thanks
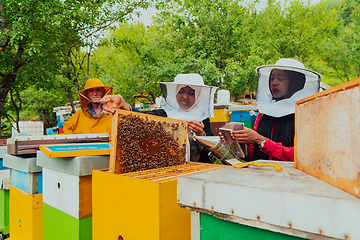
[295,77,360,198]
[7,133,109,155]
[109,110,188,174]
[92,162,227,240]
[9,186,43,240]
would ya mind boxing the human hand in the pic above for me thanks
[187,120,205,136]
[100,95,130,115]
[218,132,226,142]
[230,127,265,145]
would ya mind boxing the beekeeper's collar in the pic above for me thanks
[158,74,218,121]
[255,58,322,117]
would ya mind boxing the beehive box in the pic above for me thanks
[9,185,43,240]
[109,109,188,174]
[0,170,10,236]
[92,162,227,240]
[37,149,109,240]
[7,133,109,155]
[3,154,42,194]
[43,203,91,240]
[295,77,360,198]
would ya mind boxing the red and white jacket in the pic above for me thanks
[245,113,294,162]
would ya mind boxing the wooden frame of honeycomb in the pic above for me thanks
[109,109,188,174]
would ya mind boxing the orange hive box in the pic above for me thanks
[295,77,360,198]
[109,109,188,174]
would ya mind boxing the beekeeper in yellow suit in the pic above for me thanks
[63,78,113,134]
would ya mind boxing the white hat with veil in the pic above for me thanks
[159,74,218,122]
[255,58,322,118]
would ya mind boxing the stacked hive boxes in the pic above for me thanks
[3,154,43,240]
[229,105,258,129]
[4,133,109,239]
[36,150,109,240]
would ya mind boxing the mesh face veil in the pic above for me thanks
[255,59,322,117]
[158,74,218,121]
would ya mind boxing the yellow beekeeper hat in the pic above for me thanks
[77,78,113,109]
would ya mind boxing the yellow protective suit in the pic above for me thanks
[63,108,112,134]
[63,78,113,134]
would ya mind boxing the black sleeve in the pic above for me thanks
[195,117,213,163]
[130,107,167,117]
[142,109,167,117]
[202,117,214,136]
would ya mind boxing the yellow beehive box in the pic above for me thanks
[295,77,360,198]
[211,108,231,122]
[92,109,227,239]
[92,162,227,240]
[9,185,43,240]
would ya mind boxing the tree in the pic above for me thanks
[91,22,180,104]
[255,0,337,65]
[321,0,360,81]
[0,0,153,135]
[151,0,261,100]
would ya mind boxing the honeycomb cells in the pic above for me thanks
[117,114,186,173]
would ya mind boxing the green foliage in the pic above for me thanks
[90,22,178,104]
[150,0,261,98]
[91,0,340,102]
[1,0,357,129]
[321,0,360,81]
[0,0,153,134]
[255,0,337,64]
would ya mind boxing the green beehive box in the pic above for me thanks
[0,189,9,235]
[43,203,92,240]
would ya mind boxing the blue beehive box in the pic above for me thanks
[3,154,42,194]
[229,105,258,129]
[230,111,257,122]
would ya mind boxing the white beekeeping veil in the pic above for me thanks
[159,74,218,122]
[255,58,322,117]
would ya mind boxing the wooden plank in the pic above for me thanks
[109,111,118,174]
[296,76,360,105]
[123,163,227,182]
[7,135,109,155]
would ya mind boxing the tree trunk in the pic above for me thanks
[42,108,47,135]
[0,74,15,136]
[67,86,76,114]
